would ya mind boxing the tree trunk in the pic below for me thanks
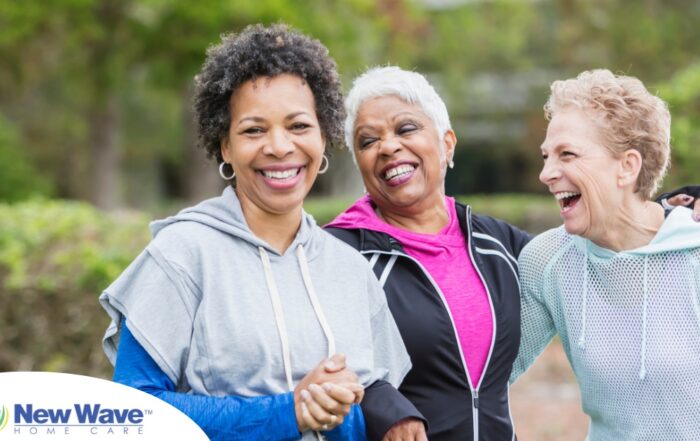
[182,83,224,203]
[88,93,122,210]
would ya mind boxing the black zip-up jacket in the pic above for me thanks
[326,202,532,441]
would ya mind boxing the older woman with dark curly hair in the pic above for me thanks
[99,24,412,441]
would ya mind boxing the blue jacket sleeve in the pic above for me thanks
[114,322,366,441]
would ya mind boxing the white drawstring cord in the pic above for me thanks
[296,245,336,357]
[260,245,336,440]
[259,247,295,390]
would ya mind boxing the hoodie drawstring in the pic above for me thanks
[260,245,336,440]
[296,246,336,357]
[259,247,295,390]
[578,251,589,350]
[258,245,337,385]
[640,256,649,381]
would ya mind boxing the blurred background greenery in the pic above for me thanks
[0,0,698,399]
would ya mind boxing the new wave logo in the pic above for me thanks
[0,372,209,440]
[0,403,9,431]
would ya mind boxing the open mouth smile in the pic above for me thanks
[555,191,582,214]
[257,165,306,189]
[381,162,417,186]
[260,167,302,181]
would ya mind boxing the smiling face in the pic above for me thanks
[221,74,324,218]
[352,95,455,216]
[539,107,627,239]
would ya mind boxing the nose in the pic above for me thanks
[378,135,402,157]
[264,128,295,157]
[539,157,560,185]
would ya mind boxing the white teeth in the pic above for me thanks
[384,164,415,180]
[554,191,581,200]
[263,168,300,180]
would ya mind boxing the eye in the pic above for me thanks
[241,126,264,135]
[357,136,377,150]
[290,122,311,131]
[561,150,576,158]
[355,135,378,150]
[397,122,418,135]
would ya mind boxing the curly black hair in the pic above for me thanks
[194,23,345,164]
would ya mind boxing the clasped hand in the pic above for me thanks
[294,354,364,432]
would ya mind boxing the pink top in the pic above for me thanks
[327,195,494,387]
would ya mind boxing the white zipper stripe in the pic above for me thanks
[378,254,398,288]
[507,382,516,441]
[466,206,499,441]
[368,252,380,269]
[473,232,518,264]
[475,247,521,291]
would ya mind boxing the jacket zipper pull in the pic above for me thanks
[473,390,479,409]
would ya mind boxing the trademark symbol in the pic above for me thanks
[144,409,153,415]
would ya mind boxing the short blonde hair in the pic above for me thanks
[544,69,671,199]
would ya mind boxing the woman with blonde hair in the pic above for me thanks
[512,69,700,440]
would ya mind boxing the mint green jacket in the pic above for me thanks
[511,207,700,441]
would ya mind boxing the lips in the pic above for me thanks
[257,164,306,189]
[380,162,417,186]
[260,168,301,180]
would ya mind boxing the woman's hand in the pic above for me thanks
[667,194,700,221]
[381,418,428,441]
[294,354,364,432]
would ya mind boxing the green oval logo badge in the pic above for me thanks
[0,404,9,431]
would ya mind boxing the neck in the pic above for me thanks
[589,196,665,252]
[237,192,302,254]
[375,197,450,234]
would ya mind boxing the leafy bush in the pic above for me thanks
[0,199,149,377]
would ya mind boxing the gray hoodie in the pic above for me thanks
[101,187,410,405]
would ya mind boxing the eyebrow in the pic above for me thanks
[353,111,420,137]
[541,142,577,155]
[237,111,312,125]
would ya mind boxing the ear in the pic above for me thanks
[220,137,231,164]
[443,129,457,164]
[618,148,643,188]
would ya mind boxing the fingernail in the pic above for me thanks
[322,383,333,392]
[693,213,700,222]
[308,384,322,393]
[325,360,336,369]
[300,389,310,400]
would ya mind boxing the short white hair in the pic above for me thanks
[344,66,452,163]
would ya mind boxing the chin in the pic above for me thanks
[562,219,589,238]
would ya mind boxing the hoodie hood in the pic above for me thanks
[576,206,700,258]
[151,186,320,258]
